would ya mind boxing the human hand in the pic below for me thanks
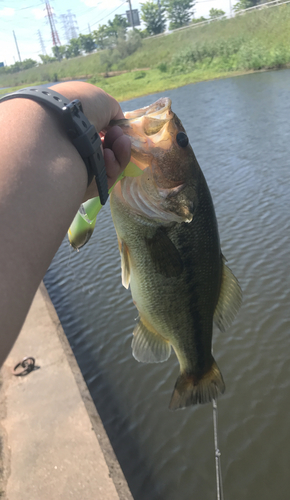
[50,82,131,201]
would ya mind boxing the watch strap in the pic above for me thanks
[0,87,109,205]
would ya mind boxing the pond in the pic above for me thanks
[44,69,290,500]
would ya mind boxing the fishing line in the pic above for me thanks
[67,242,94,296]
[212,397,224,500]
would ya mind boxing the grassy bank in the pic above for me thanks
[88,67,257,102]
[0,67,260,102]
[1,5,290,100]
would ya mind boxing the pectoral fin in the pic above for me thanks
[214,257,242,332]
[117,238,131,289]
[145,228,183,278]
[132,317,171,363]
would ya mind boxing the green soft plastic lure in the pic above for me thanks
[68,161,143,250]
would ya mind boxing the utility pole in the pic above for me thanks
[45,1,61,46]
[13,30,21,62]
[127,0,134,29]
[60,13,70,43]
[67,10,78,40]
[38,29,46,54]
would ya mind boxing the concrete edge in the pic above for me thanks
[0,372,10,499]
[39,282,133,500]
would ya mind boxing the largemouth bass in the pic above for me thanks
[110,98,242,410]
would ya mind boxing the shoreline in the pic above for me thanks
[1,65,289,102]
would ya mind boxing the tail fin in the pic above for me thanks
[169,360,225,410]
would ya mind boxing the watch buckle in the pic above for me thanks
[64,99,83,117]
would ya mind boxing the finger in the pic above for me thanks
[83,133,130,202]
[111,134,131,171]
[103,125,123,150]
[104,135,131,189]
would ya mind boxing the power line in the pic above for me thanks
[17,3,44,11]
[75,2,103,19]
[89,1,128,29]
[0,2,43,11]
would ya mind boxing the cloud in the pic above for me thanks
[81,0,102,6]
[32,7,46,20]
[0,7,15,17]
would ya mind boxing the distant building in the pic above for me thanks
[0,62,4,68]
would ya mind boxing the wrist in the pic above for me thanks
[0,86,108,204]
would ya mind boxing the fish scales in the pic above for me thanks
[110,98,242,410]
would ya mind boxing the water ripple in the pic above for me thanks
[44,69,290,500]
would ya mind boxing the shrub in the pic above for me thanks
[237,40,267,70]
[157,62,168,72]
[134,71,146,79]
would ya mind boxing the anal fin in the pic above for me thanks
[214,257,242,333]
[169,360,225,410]
[132,318,171,363]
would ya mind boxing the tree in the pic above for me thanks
[209,8,225,19]
[93,25,109,50]
[107,14,128,39]
[78,33,95,53]
[21,58,37,70]
[8,61,22,73]
[191,16,206,24]
[140,1,166,36]
[115,29,142,59]
[52,45,66,61]
[163,0,194,30]
[65,38,81,58]
[233,0,259,11]
[39,54,56,64]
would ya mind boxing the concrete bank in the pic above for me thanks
[0,283,133,500]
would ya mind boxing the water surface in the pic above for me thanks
[45,69,290,500]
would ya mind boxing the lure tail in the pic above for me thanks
[68,162,143,250]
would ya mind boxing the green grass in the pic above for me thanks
[1,5,290,100]
[88,67,252,102]
[0,53,103,88]
[111,5,290,71]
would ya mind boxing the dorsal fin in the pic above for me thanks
[132,317,171,363]
[214,257,242,332]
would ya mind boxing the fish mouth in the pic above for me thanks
[124,97,172,121]
[110,98,174,171]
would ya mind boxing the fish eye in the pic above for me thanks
[176,132,189,148]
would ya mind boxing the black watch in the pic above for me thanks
[0,86,109,205]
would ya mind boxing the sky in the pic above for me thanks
[0,0,237,66]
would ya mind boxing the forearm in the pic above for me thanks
[0,97,88,365]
